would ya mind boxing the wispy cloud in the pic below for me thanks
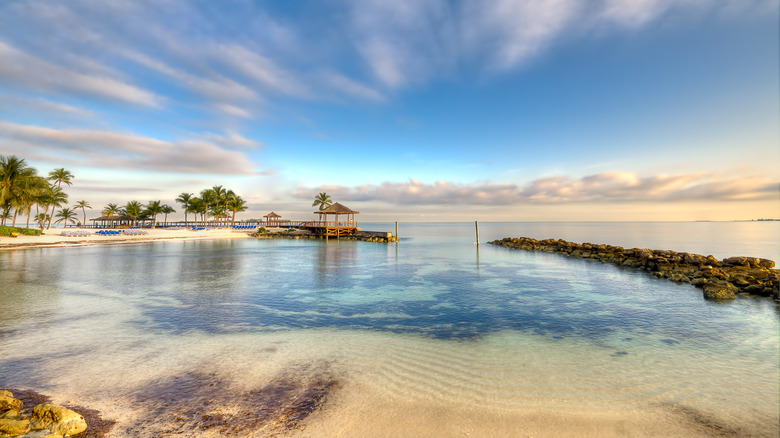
[0,41,160,106]
[1,0,772,112]
[0,95,94,119]
[297,172,779,205]
[0,121,263,175]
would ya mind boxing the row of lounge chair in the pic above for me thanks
[96,230,123,236]
[94,230,148,236]
[60,230,92,237]
[232,225,256,229]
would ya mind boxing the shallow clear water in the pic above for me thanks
[1,222,778,436]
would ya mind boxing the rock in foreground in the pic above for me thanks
[0,390,95,438]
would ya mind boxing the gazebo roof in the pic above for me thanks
[264,212,281,218]
[314,202,359,215]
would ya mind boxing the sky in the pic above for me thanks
[1,0,778,222]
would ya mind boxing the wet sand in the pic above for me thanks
[0,227,253,251]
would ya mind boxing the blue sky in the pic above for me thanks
[1,0,778,222]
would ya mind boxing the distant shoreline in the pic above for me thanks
[0,228,253,251]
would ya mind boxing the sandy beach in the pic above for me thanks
[0,227,255,251]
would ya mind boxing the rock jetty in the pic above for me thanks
[0,390,87,437]
[489,237,779,301]
[253,228,399,243]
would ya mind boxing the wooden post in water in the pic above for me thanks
[475,220,480,246]
[395,221,398,240]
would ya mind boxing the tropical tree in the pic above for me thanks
[73,200,91,227]
[1,155,37,225]
[312,192,332,211]
[144,200,164,228]
[46,168,73,227]
[175,192,193,225]
[0,209,11,226]
[19,176,48,228]
[209,202,226,227]
[42,186,68,229]
[102,203,121,228]
[191,197,209,227]
[227,195,248,226]
[161,204,175,225]
[48,168,74,189]
[123,201,144,227]
[200,189,217,225]
[35,212,50,230]
[55,207,78,226]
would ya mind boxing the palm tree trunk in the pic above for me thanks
[47,204,56,229]
[12,209,18,227]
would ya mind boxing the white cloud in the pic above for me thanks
[215,104,252,119]
[0,121,262,175]
[0,96,93,118]
[460,0,579,70]
[1,0,773,112]
[319,71,385,102]
[0,41,160,106]
[297,172,778,206]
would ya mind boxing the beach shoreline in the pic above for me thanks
[0,227,254,251]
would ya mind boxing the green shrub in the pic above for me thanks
[258,227,267,233]
[0,226,43,237]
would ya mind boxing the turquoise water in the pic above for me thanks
[1,222,778,436]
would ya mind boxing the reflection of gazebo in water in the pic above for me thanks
[312,202,359,237]
[263,212,282,227]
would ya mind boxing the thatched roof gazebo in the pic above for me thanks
[314,202,359,228]
[263,211,282,227]
[90,215,138,229]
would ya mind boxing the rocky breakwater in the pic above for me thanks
[0,390,87,437]
[489,237,779,302]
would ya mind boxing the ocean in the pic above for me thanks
[1,221,778,437]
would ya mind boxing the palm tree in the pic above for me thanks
[175,192,193,225]
[0,209,11,226]
[18,176,47,228]
[227,195,248,226]
[161,204,175,225]
[186,197,202,227]
[55,207,78,226]
[35,212,50,230]
[312,192,332,211]
[42,185,68,229]
[144,200,164,228]
[209,203,226,227]
[74,200,91,227]
[200,189,216,226]
[123,201,144,227]
[1,155,37,225]
[221,189,237,227]
[102,203,121,228]
[47,168,73,228]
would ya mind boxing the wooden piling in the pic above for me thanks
[475,220,480,246]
